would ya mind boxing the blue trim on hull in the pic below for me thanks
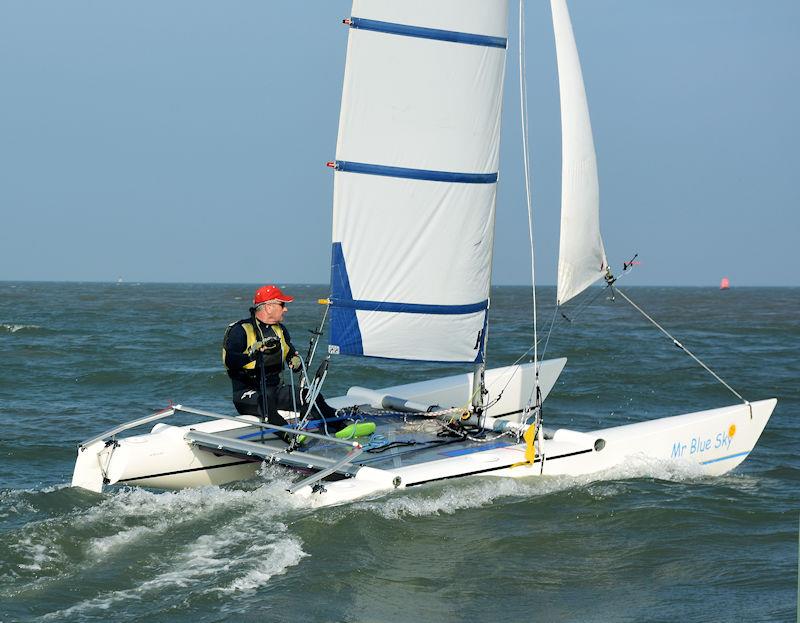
[701,451,749,465]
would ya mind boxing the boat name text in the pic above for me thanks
[670,430,732,458]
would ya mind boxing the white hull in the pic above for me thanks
[72,359,776,508]
[296,398,776,507]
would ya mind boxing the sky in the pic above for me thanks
[0,1,797,286]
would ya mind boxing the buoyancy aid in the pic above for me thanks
[222,319,291,376]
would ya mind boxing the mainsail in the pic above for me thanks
[328,0,509,363]
[552,0,608,306]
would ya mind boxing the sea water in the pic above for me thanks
[0,282,797,622]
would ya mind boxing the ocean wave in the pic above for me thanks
[0,490,37,520]
[1,474,315,618]
[38,535,233,619]
[345,455,709,520]
[42,535,303,620]
[75,478,305,531]
[214,533,307,594]
[87,525,157,557]
[11,535,65,572]
[0,521,70,592]
[1,323,42,334]
[39,486,308,619]
[0,484,76,522]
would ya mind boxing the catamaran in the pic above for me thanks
[71,0,776,507]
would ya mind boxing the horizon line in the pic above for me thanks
[1,279,797,289]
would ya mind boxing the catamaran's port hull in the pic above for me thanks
[73,360,565,493]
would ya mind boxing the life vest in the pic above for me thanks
[222,320,291,372]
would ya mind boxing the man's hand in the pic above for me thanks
[289,354,303,372]
[247,336,281,357]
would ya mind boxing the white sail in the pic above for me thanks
[329,0,509,363]
[552,0,608,306]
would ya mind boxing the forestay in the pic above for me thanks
[552,0,608,306]
[328,0,509,363]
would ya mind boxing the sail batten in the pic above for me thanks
[333,161,498,184]
[552,0,608,306]
[348,17,508,49]
[330,298,489,315]
[329,0,508,363]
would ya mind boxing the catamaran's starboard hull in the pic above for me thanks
[316,399,777,505]
[295,398,777,507]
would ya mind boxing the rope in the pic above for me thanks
[289,353,297,416]
[365,436,459,454]
[612,285,749,407]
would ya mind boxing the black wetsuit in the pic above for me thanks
[223,318,338,439]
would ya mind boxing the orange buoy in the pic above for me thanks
[720,277,730,290]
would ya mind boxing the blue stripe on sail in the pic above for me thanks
[330,298,489,315]
[329,242,364,356]
[349,17,507,49]
[334,161,498,184]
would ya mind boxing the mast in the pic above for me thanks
[471,327,488,418]
[519,0,539,398]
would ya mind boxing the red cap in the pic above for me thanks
[253,285,294,306]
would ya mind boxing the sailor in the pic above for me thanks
[222,284,340,442]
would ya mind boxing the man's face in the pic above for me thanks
[255,301,287,325]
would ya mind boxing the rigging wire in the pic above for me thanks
[557,255,639,326]
[611,284,750,409]
[539,302,560,364]
[305,299,330,374]
[500,269,634,423]
[519,0,538,380]
[519,0,546,469]
[557,282,608,324]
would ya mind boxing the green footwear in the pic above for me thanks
[334,422,376,439]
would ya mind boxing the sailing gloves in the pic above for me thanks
[289,354,303,373]
[247,336,281,357]
[246,339,302,373]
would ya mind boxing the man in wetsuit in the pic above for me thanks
[222,284,339,441]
